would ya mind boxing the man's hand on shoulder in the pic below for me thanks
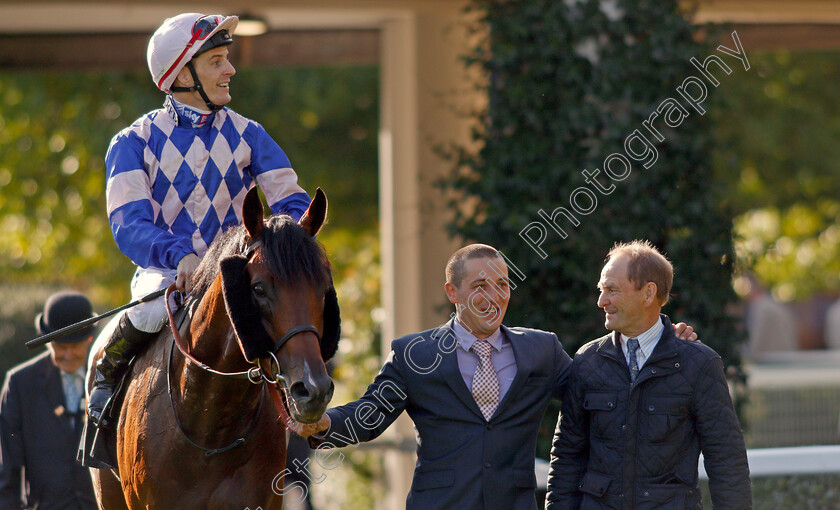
[176,253,201,292]
[289,413,331,438]
[674,322,699,342]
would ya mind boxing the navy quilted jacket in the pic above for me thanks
[546,314,752,509]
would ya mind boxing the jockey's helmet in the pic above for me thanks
[147,13,238,95]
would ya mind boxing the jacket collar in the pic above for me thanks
[646,314,679,365]
[596,314,679,366]
[495,325,529,416]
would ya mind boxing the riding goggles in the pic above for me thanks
[191,15,225,41]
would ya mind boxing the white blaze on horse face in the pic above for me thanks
[304,359,317,389]
[286,357,329,419]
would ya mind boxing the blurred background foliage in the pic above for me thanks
[702,473,840,509]
[713,50,840,302]
[0,65,383,508]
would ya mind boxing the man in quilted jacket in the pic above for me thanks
[546,240,751,509]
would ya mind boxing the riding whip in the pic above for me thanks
[25,288,168,349]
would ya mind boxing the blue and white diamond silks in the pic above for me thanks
[106,100,310,270]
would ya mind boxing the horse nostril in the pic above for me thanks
[289,381,310,402]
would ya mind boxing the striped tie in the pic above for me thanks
[471,340,500,420]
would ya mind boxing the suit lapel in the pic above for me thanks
[432,321,486,421]
[492,325,528,419]
[41,360,74,435]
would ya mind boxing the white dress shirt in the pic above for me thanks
[620,317,664,371]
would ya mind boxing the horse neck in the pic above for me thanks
[172,277,263,435]
[186,277,252,371]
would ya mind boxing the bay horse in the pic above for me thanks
[85,187,339,509]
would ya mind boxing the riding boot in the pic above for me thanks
[87,313,156,429]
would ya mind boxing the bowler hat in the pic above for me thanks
[35,291,96,343]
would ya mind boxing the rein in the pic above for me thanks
[165,284,259,382]
[165,333,261,456]
[161,238,315,454]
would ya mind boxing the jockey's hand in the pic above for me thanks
[290,413,331,438]
[674,322,699,342]
[176,253,201,293]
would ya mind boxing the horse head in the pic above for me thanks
[219,187,338,423]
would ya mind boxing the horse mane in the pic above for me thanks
[191,215,332,301]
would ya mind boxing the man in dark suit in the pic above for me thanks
[546,240,751,509]
[0,291,98,509]
[293,244,694,510]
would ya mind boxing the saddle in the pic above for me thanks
[77,303,192,470]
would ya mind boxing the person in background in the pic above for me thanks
[0,291,98,509]
[743,271,797,357]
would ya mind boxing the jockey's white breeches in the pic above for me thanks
[126,267,177,333]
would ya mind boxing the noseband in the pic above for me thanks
[162,237,323,454]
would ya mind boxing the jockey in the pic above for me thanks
[89,13,311,428]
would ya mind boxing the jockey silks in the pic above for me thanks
[104,95,310,270]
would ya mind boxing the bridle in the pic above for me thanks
[162,240,322,455]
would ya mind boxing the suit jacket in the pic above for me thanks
[311,320,572,510]
[0,352,97,510]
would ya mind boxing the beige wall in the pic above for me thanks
[376,4,475,507]
[692,0,840,24]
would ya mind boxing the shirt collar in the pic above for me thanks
[453,319,504,353]
[621,316,664,358]
[165,95,214,127]
[61,367,86,379]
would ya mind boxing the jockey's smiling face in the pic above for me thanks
[174,46,236,110]
[445,256,511,339]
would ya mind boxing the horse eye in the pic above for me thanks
[252,283,266,297]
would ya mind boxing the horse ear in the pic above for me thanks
[298,188,327,237]
[243,187,265,239]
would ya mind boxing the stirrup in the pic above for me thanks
[88,391,116,429]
